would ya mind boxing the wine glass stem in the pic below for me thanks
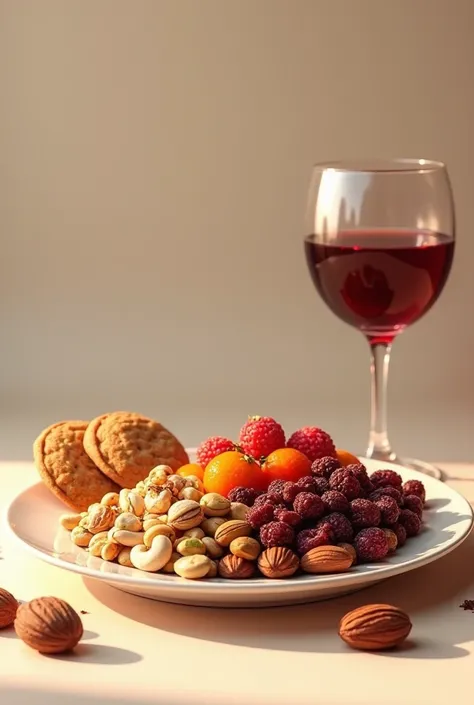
[366,339,395,461]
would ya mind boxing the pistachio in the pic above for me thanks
[178,487,204,502]
[201,536,224,559]
[162,552,181,573]
[87,505,116,534]
[176,537,206,557]
[184,476,205,492]
[174,555,212,580]
[88,532,110,557]
[115,512,142,532]
[200,517,226,537]
[119,489,145,517]
[229,536,261,561]
[214,520,252,547]
[200,493,231,517]
[101,492,120,507]
[230,502,250,521]
[144,487,173,515]
[59,513,82,531]
[148,465,173,485]
[165,475,187,496]
[183,527,205,539]
[71,526,93,547]
[117,546,134,567]
[101,542,120,561]
[168,500,204,531]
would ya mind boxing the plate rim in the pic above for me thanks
[4,457,474,595]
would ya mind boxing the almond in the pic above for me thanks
[218,554,255,579]
[339,604,412,650]
[214,520,252,547]
[300,545,353,574]
[258,547,299,578]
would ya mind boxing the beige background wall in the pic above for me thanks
[1,0,473,461]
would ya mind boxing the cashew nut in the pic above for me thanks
[108,528,145,547]
[115,512,142,532]
[144,523,176,547]
[101,492,120,507]
[130,535,173,572]
[60,513,82,531]
[101,542,120,561]
[117,547,133,567]
[144,487,172,514]
[119,489,145,517]
[88,531,110,556]
[143,517,162,532]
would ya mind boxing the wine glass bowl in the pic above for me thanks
[304,159,455,479]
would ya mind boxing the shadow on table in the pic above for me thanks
[85,530,474,661]
[0,687,201,705]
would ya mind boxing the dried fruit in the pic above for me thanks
[218,554,255,579]
[370,469,403,490]
[354,527,389,562]
[196,436,234,468]
[0,588,19,628]
[392,522,407,547]
[247,502,275,529]
[227,486,261,506]
[339,604,412,650]
[258,547,299,578]
[329,469,361,500]
[370,486,404,507]
[292,492,325,520]
[402,479,426,504]
[398,509,421,537]
[282,482,300,504]
[259,521,295,548]
[14,597,83,654]
[345,463,374,495]
[403,494,423,518]
[320,513,354,543]
[312,476,330,495]
[287,427,336,462]
[238,415,286,459]
[273,508,302,527]
[203,450,266,496]
[295,475,318,494]
[296,526,334,555]
[374,495,400,525]
[321,490,350,514]
[300,545,353,574]
[382,528,398,552]
[350,499,381,528]
[335,449,360,467]
[311,456,341,479]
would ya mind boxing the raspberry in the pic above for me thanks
[247,502,275,529]
[296,526,334,555]
[402,479,426,504]
[239,416,285,460]
[369,486,404,507]
[350,499,381,528]
[374,495,400,525]
[382,528,398,552]
[354,527,389,562]
[254,492,283,507]
[329,468,361,500]
[320,513,354,543]
[403,494,423,518]
[398,509,421,537]
[312,476,330,495]
[346,463,374,495]
[274,508,302,527]
[287,427,337,463]
[370,469,403,490]
[282,482,300,504]
[293,492,325,520]
[227,486,261,506]
[321,490,350,514]
[260,521,295,548]
[295,475,318,494]
[310,456,341,479]
[267,479,286,496]
[392,522,407,547]
[196,436,235,468]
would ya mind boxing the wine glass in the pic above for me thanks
[304,158,455,480]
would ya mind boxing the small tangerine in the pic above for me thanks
[261,448,311,483]
[203,451,267,497]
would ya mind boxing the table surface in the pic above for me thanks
[1,461,474,705]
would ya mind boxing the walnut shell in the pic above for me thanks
[339,604,412,650]
[258,547,299,578]
[300,545,353,574]
[14,597,83,654]
[0,588,19,628]
[218,554,255,579]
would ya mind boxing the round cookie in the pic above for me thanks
[33,420,120,512]
[83,412,189,489]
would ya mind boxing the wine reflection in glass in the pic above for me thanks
[304,159,455,479]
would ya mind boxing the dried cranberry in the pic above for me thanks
[403,494,423,518]
[320,512,354,543]
[391,522,407,547]
[296,526,334,555]
[402,479,426,504]
[329,468,361,500]
[312,476,330,495]
[274,508,302,527]
[310,456,341,479]
[247,502,274,529]
[321,490,350,514]
[350,499,381,528]
[374,495,400,525]
[398,509,421,537]
[267,479,286,496]
[260,521,295,548]
[293,492,325,520]
[227,486,261,506]
[354,527,389,562]
[345,463,374,494]
[369,486,404,507]
[370,469,403,490]
[295,475,318,494]
[282,482,300,504]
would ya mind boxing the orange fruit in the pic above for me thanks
[203,451,267,496]
[336,449,360,467]
[261,448,311,483]
[177,463,205,481]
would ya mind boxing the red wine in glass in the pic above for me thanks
[305,229,454,343]
[304,159,456,479]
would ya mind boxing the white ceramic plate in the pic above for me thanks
[5,456,473,607]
